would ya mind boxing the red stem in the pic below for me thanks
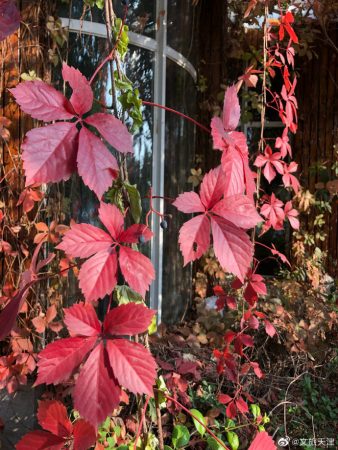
[142,100,211,134]
[134,395,150,450]
[163,393,230,450]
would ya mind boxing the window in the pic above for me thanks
[59,0,197,322]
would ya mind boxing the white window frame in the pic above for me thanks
[60,1,197,322]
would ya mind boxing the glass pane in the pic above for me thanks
[167,0,198,65]
[58,1,156,38]
[113,0,156,38]
[162,60,197,323]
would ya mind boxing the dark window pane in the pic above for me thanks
[162,60,197,323]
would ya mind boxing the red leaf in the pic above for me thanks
[218,394,232,404]
[210,215,253,282]
[106,339,157,395]
[77,127,119,199]
[199,166,226,209]
[57,223,112,259]
[0,282,33,341]
[177,215,210,265]
[0,0,20,41]
[21,122,78,186]
[239,334,254,347]
[85,113,133,154]
[37,400,72,438]
[73,419,97,450]
[62,62,93,116]
[17,186,44,213]
[221,147,245,197]
[73,342,121,427]
[15,430,65,450]
[35,336,97,385]
[118,246,155,297]
[173,192,205,214]
[264,320,276,337]
[250,362,264,379]
[79,248,118,302]
[235,396,248,414]
[224,330,237,344]
[103,303,155,336]
[10,81,74,121]
[225,401,237,419]
[248,431,276,450]
[64,303,101,337]
[222,85,240,131]
[98,202,124,240]
[211,194,262,229]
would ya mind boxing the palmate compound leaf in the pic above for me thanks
[16,400,96,450]
[10,62,134,199]
[35,303,157,427]
[57,202,154,302]
[174,166,261,281]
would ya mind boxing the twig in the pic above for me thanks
[133,395,150,450]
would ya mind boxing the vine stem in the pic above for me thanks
[142,100,211,134]
[133,395,150,450]
[154,388,164,450]
[255,3,269,204]
[89,4,128,85]
[162,392,230,450]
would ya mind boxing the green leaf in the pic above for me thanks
[148,314,157,335]
[190,408,206,436]
[250,404,261,419]
[226,431,239,450]
[172,425,190,448]
[262,413,270,424]
[125,183,142,223]
[206,437,225,450]
[114,285,144,305]
[105,184,124,213]
[156,376,168,408]
[164,447,173,450]
[106,436,116,448]
[225,418,236,429]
